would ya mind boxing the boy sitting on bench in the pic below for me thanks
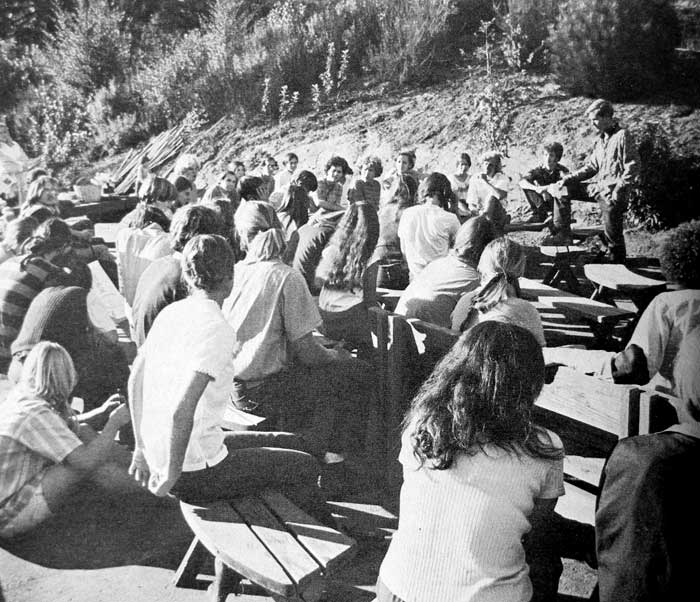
[519,141,572,243]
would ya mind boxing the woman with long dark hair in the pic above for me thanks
[377,321,564,602]
[316,202,380,356]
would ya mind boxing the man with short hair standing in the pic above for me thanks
[561,99,639,263]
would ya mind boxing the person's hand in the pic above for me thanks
[333,342,353,361]
[105,403,131,430]
[129,448,150,488]
[148,472,178,498]
[99,393,124,416]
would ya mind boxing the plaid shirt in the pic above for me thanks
[0,394,81,528]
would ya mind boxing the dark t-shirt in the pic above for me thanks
[130,255,186,346]
[292,220,337,295]
[523,163,569,186]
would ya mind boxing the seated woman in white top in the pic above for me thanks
[376,321,564,602]
[316,202,380,358]
[116,204,172,308]
[395,216,494,329]
[224,201,374,470]
[451,236,546,345]
[466,151,511,236]
[397,172,461,279]
[128,234,329,519]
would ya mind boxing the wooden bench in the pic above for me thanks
[583,263,666,312]
[539,244,588,293]
[176,490,357,601]
[521,277,635,348]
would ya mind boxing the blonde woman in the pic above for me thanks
[0,342,132,538]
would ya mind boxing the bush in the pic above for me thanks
[628,122,700,230]
[0,39,38,112]
[548,0,681,99]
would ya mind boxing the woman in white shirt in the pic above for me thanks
[397,172,460,279]
[451,236,546,346]
[377,320,564,602]
[316,202,380,358]
[128,234,328,520]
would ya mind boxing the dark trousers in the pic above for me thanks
[170,431,331,524]
[319,303,374,360]
[523,188,572,235]
[567,182,627,262]
[232,360,374,459]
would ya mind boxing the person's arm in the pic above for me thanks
[127,354,150,487]
[564,143,600,184]
[519,178,543,193]
[612,129,639,203]
[480,174,508,200]
[63,404,131,475]
[148,370,212,496]
[292,332,352,366]
[363,261,380,306]
[76,393,124,430]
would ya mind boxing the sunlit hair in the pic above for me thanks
[169,204,222,252]
[361,156,384,178]
[1,216,38,255]
[13,341,78,420]
[235,200,286,261]
[173,153,200,175]
[316,202,379,290]
[479,150,503,173]
[24,176,58,208]
[137,176,177,205]
[181,234,234,293]
[675,327,700,421]
[473,237,526,313]
[277,184,309,230]
[237,175,264,201]
[422,172,453,210]
[125,204,170,231]
[659,220,700,288]
[405,321,561,470]
[451,216,495,265]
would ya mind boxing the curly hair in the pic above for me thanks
[316,202,379,290]
[362,155,384,178]
[659,220,700,288]
[543,141,564,161]
[181,234,234,293]
[169,204,222,252]
[405,321,562,470]
[292,170,318,192]
[325,156,353,176]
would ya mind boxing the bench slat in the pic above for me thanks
[536,367,640,437]
[261,491,356,573]
[180,500,296,597]
[584,264,667,292]
[564,456,605,489]
[232,496,323,594]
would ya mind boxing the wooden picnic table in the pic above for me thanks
[520,277,635,347]
[584,263,666,312]
[539,244,588,293]
[60,194,138,223]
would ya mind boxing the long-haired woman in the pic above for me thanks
[376,321,564,602]
[316,202,380,357]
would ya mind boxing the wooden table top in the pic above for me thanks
[583,263,667,291]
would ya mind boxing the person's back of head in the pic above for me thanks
[293,170,318,193]
[2,216,39,256]
[406,320,561,470]
[390,174,419,218]
[452,216,495,265]
[138,176,177,206]
[125,203,171,231]
[181,234,234,296]
[11,340,77,418]
[660,220,700,289]
[316,202,380,290]
[19,217,72,260]
[199,199,235,246]
[237,175,264,201]
[473,237,526,313]
[173,175,194,194]
[422,172,453,210]
[235,200,286,262]
[169,204,222,253]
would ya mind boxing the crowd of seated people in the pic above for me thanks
[1,97,697,602]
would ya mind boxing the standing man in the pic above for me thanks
[561,100,639,263]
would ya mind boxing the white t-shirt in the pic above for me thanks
[116,224,172,306]
[379,426,564,602]
[397,204,460,279]
[140,297,235,486]
[452,295,546,346]
[628,289,700,394]
[466,173,510,214]
[274,169,296,193]
[224,259,322,382]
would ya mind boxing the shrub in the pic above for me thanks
[628,122,700,230]
[0,39,38,112]
[548,0,681,100]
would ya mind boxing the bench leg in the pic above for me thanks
[542,265,557,287]
[211,556,242,602]
[173,536,207,589]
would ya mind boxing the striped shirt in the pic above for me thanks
[0,256,61,361]
[379,426,564,602]
[0,394,81,528]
